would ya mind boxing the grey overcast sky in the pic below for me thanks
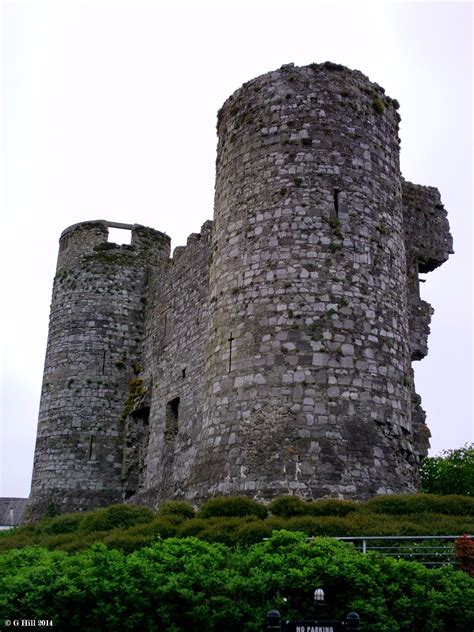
[1,0,472,498]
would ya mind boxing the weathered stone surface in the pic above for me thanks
[26,63,452,519]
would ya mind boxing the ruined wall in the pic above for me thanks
[132,221,212,507]
[187,62,424,501]
[27,62,453,517]
[27,221,170,518]
[402,180,453,361]
[401,180,453,458]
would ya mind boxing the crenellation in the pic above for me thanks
[26,63,453,519]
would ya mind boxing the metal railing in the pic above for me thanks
[330,535,471,567]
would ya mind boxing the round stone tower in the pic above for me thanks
[188,62,415,500]
[27,220,170,518]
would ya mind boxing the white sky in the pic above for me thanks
[1,0,472,498]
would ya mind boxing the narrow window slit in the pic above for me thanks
[89,436,94,460]
[333,188,340,218]
[228,332,235,372]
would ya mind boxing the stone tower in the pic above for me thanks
[27,63,452,518]
[186,62,452,500]
[27,221,169,517]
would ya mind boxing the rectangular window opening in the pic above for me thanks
[131,406,150,426]
[108,227,132,245]
[165,397,180,439]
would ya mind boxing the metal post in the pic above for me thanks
[362,539,367,554]
[346,612,360,630]
[314,588,326,621]
[266,609,281,631]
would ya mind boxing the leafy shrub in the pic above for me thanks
[102,529,155,553]
[429,495,474,515]
[365,493,474,516]
[234,520,275,546]
[197,496,268,519]
[306,499,359,517]
[176,518,209,538]
[125,516,178,539]
[79,504,154,533]
[157,500,195,519]
[421,444,474,496]
[2,493,474,553]
[270,496,358,519]
[3,532,472,631]
[270,495,308,517]
[198,517,255,546]
[42,512,85,535]
[285,516,349,537]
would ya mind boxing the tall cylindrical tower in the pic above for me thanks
[188,62,415,500]
[27,220,170,518]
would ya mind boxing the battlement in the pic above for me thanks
[57,220,170,272]
[27,63,452,519]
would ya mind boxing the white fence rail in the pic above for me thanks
[330,535,472,566]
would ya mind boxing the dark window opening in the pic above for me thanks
[333,188,340,218]
[102,350,106,374]
[131,406,150,426]
[89,436,94,460]
[181,368,186,378]
[165,397,180,439]
[228,332,235,372]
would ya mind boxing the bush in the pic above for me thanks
[197,496,268,519]
[285,516,349,537]
[365,493,474,516]
[270,496,358,519]
[199,517,255,546]
[176,518,209,538]
[421,444,474,496]
[4,532,472,631]
[125,516,178,539]
[157,500,195,519]
[270,495,308,517]
[234,520,274,546]
[2,494,474,553]
[306,499,359,517]
[42,512,85,535]
[79,504,155,533]
[102,529,155,553]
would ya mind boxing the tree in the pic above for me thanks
[420,444,474,496]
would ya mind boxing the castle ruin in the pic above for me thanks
[27,62,453,518]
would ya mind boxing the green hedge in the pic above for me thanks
[2,495,473,553]
[197,495,268,519]
[365,494,474,516]
[0,532,473,631]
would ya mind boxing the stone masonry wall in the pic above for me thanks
[133,221,212,508]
